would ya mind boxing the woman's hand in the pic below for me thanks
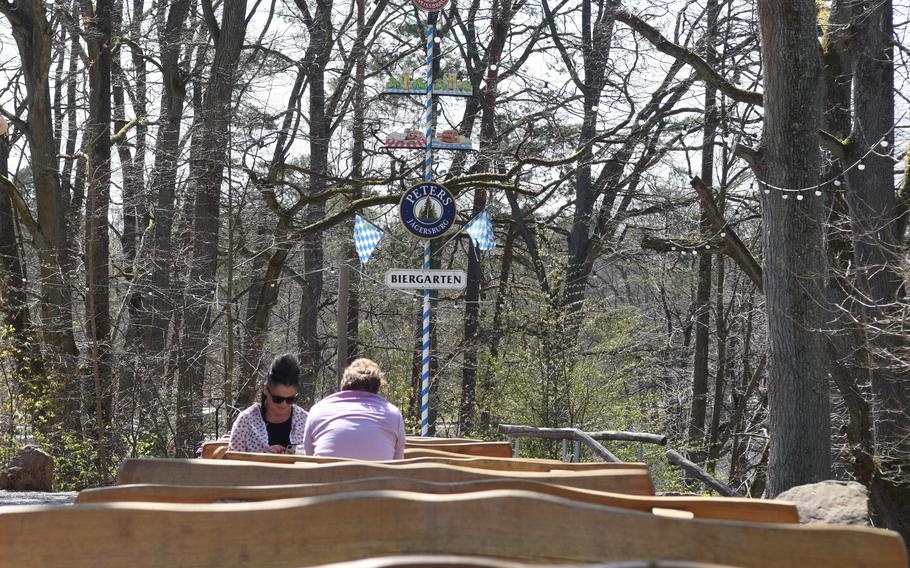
[266,445,287,454]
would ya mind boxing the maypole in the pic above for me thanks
[419,14,436,436]
[381,0,473,437]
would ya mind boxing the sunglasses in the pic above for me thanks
[266,388,297,405]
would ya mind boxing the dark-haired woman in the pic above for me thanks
[302,358,406,460]
[228,354,308,454]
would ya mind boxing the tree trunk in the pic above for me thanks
[688,0,719,464]
[0,128,43,385]
[345,0,366,367]
[755,0,831,495]
[84,0,115,479]
[296,0,333,404]
[0,0,79,427]
[177,0,248,456]
[841,0,910,542]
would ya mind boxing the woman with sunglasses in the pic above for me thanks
[302,358,406,460]
[228,353,308,454]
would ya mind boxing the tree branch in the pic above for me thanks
[613,6,763,107]
[0,174,49,252]
[820,129,848,160]
[690,176,763,289]
[640,234,726,254]
[110,117,149,144]
[200,0,221,40]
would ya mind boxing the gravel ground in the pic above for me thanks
[0,490,77,507]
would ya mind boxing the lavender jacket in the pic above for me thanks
[303,390,406,460]
[228,403,308,453]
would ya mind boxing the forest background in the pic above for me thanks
[1,0,909,543]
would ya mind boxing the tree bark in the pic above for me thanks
[840,0,910,542]
[296,0,333,404]
[0,0,79,425]
[755,0,831,495]
[177,0,248,457]
[458,0,510,436]
[83,0,115,479]
[689,0,719,463]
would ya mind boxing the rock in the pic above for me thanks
[777,480,870,526]
[1,446,54,491]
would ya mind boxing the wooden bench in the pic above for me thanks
[222,451,645,473]
[200,441,229,458]
[116,458,655,495]
[77,477,799,523]
[204,439,508,459]
[403,441,513,457]
[310,556,741,567]
[1,489,904,567]
[405,437,482,444]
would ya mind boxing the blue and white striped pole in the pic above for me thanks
[420,20,435,437]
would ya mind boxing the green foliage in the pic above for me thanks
[35,430,105,491]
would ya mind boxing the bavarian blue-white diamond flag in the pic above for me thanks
[464,207,496,251]
[354,215,384,264]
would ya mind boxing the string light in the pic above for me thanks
[591,105,599,112]
[489,64,498,71]
[744,116,904,199]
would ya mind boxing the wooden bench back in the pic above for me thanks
[404,437,482,444]
[200,441,228,459]
[403,441,513,457]
[1,489,904,567]
[222,451,644,473]
[77,477,798,523]
[116,458,655,495]
[310,556,741,567]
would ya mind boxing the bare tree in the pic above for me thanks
[176,0,249,457]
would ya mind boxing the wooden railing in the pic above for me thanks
[498,424,668,463]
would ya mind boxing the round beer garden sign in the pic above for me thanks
[411,0,449,11]
[399,181,457,239]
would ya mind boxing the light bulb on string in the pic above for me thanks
[489,64,498,71]
[796,194,804,201]
[433,36,440,43]
[857,163,866,171]
[591,105,598,112]
[720,232,726,238]
[834,180,842,187]
[880,140,889,149]
[763,189,770,195]
[815,190,823,196]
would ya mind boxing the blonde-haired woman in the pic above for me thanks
[302,358,406,460]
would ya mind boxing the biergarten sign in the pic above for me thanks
[385,269,467,290]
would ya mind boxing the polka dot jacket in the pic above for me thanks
[228,403,308,453]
